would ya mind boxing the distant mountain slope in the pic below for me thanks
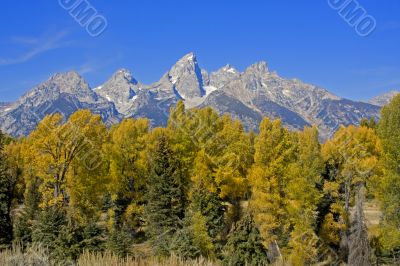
[0,53,384,140]
[369,90,399,107]
[0,102,11,111]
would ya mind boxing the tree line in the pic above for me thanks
[0,96,400,265]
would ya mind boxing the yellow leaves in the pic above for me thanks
[20,110,108,214]
[169,103,252,202]
[249,165,285,247]
[320,213,345,245]
[287,225,319,266]
[124,203,145,229]
[214,166,246,199]
[39,195,64,209]
[322,125,382,176]
[249,119,324,257]
[378,224,400,251]
[254,118,294,168]
[106,118,150,195]
[104,118,150,229]
[323,181,340,198]
[321,125,383,247]
[191,212,214,258]
[190,150,216,194]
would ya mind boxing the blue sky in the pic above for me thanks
[0,0,399,102]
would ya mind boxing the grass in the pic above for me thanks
[0,245,218,266]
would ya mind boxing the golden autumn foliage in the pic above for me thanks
[3,99,400,265]
[321,125,382,247]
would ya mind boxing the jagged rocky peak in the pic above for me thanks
[167,52,205,99]
[111,68,138,85]
[210,64,241,89]
[0,71,120,137]
[221,64,239,74]
[0,53,384,140]
[96,68,139,93]
[25,70,97,103]
[95,68,141,115]
[48,71,91,92]
[369,90,399,106]
[245,61,269,75]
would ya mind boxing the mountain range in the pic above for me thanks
[0,53,398,140]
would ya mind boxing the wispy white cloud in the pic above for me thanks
[0,31,70,66]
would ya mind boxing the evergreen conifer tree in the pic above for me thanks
[0,130,14,247]
[145,134,187,254]
[222,214,269,266]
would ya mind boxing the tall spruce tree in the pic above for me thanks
[145,133,187,254]
[0,130,14,247]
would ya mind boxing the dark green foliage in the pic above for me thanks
[190,187,226,257]
[222,214,269,266]
[191,188,225,239]
[31,208,70,262]
[50,222,105,263]
[31,208,106,262]
[32,208,67,246]
[106,229,133,257]
[0,130,14,247]
[360,117,377,129]
[79,220,106,253]
[13,176,41,245]
[145,134,187,254]
[378,94,400,171]
[171,220,202,259]
[111,193,132,229]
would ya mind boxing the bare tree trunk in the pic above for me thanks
[348,184,371,266]
[340,176,352,260]
[267,241,282,263]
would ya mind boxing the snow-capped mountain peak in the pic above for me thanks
[221,64,239,74]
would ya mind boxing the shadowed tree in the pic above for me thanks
[0,130,15,247]
[222,214,269,266]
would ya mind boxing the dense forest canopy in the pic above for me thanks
[1,96,400,265]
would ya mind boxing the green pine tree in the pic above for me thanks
[191,187,225,240]
[171,214,203,259]
[222,214,269,266]
[106,228,133,257]
[145,134,187,254]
